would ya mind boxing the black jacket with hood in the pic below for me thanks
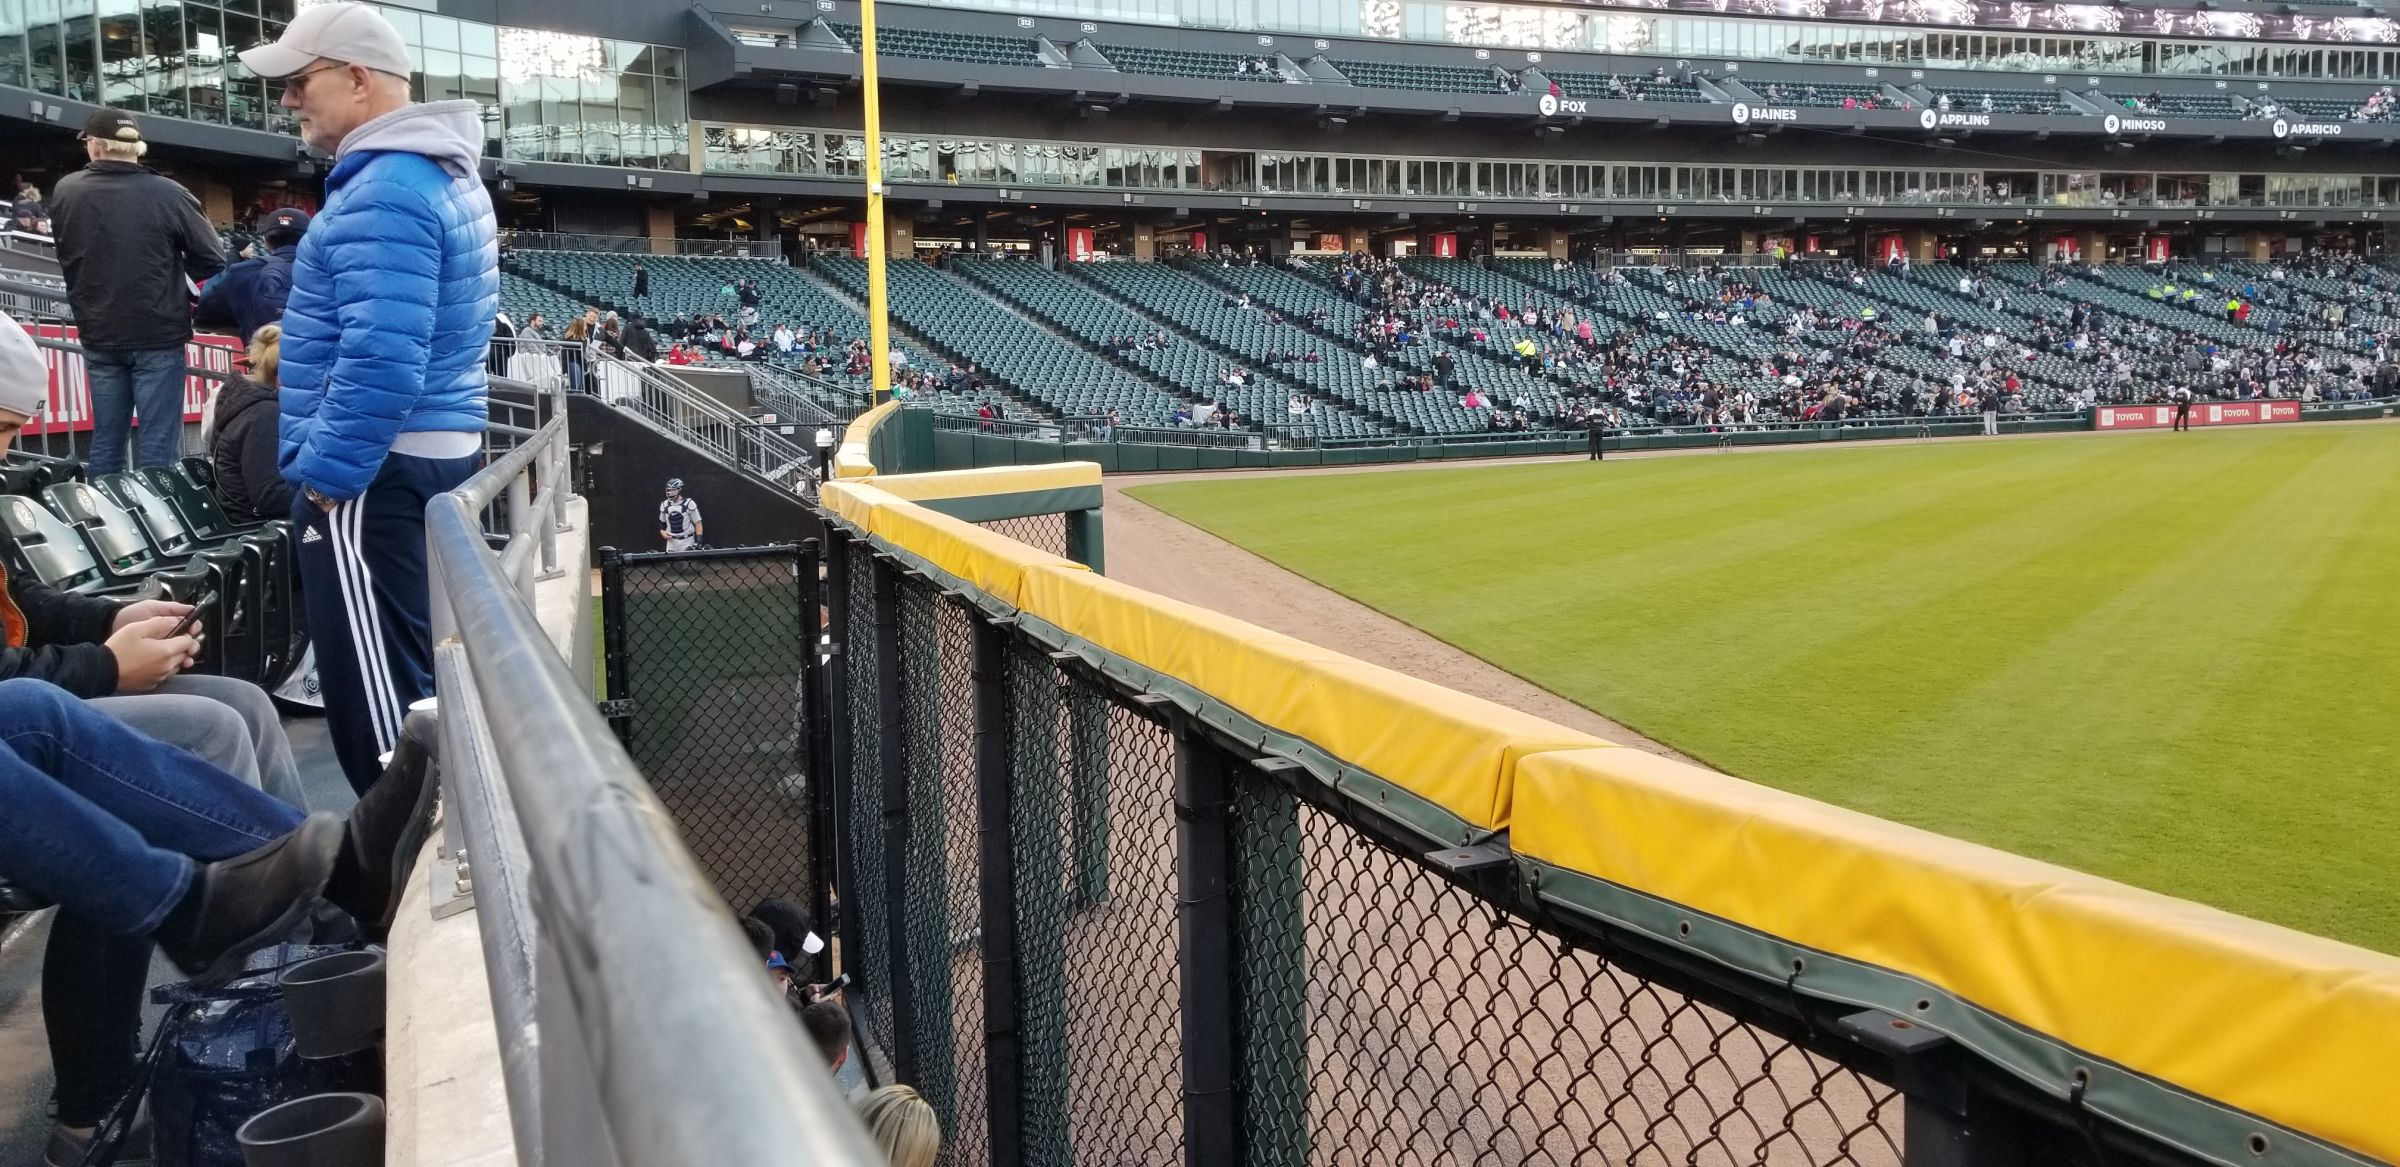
[208,369,291,524]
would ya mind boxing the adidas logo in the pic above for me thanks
[300,527,324,544]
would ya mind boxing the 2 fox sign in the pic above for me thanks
[1536,93,1589,116]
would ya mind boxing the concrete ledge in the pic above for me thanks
[387,495,592,1167]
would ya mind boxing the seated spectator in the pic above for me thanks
[207,322,293,526]
[856,1085,940,1167]
[10,180,45,234]
[0,676,438,981]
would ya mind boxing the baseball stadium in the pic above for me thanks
[0,0,2394,1161]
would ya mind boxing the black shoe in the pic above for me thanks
[158,813,343,987]
[328,718,439,940]
[44,1106,152,1166]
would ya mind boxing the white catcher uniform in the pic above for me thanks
[660,494,703,552]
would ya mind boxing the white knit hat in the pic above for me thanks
[0,316,48,420]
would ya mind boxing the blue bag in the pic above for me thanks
[80,944,377,1167]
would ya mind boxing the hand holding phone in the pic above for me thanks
[167,591,216,639]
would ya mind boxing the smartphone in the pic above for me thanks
[167,592,216,639]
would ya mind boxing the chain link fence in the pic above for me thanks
[842,537,2113,1167]
[830,543,1904,1167]
[1006,648,1185,1167]
[976,514,1069,559]
[589,523,2234,1167]
[600,545,818,920]
[1238,788,1903,1167]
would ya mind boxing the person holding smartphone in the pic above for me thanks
[0,316,321,1164]
[0,319,304,808]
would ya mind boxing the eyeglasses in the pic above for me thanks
[275,63,347,100]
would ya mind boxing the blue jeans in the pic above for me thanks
[0,678,304,937]
[82,346,188,475]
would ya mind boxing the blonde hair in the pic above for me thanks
[90,138,145,161]
[248,323,282,389]
[853,1085,940,1167]
[201,323,280,446]
[562,317,590,342]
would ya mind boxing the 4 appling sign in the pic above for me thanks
[1918,109,1992,128]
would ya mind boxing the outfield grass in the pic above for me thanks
[1128,425,2400,953]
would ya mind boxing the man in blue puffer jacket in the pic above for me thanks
[241,2,494,792]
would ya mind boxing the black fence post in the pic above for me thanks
[869,553,919,1087]
[973,614,1024,1167]
[597,546,631,745]
[822,527,882,1077]
[1174,717,1237,1167]
[1008,650,1071,1157]
[1839,1010,2035,1167]
[797,537,834,943]
[1233,776,1308,1166]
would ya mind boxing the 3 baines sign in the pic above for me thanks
[1730,103,1799,125]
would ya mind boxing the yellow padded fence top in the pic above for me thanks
[1513,750,2400,1164]
[833,399,900,480]
[820,471,2400,1166]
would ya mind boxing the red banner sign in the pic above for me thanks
[2092,399,2300,430]
[29,325,239,437]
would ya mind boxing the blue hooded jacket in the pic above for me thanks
[279,100,494,501]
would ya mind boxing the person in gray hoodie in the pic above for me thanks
[239,2,497,793]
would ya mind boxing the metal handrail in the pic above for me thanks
[426,372,880,1166]
[751,360,869,424]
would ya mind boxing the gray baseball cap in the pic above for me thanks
[237,2,413,80]
[0,316,49,421]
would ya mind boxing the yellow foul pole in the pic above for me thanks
[860,0,893,405]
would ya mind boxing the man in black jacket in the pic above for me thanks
[48,109,225,475]
[621,313,659,363]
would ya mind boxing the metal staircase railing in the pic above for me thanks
[595,358,824,500]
